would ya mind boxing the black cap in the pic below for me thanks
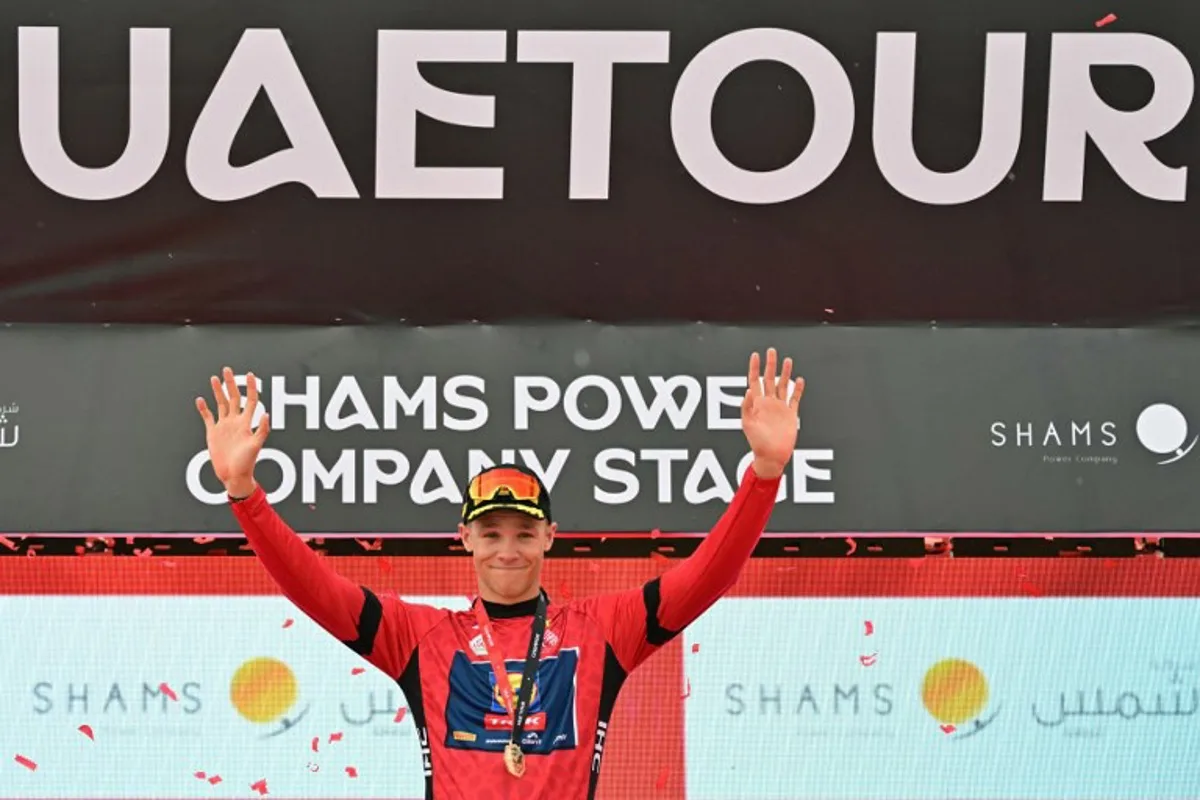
[460,464,552,524]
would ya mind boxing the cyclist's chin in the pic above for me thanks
[483,565,537,600]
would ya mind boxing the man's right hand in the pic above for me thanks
[195,366,270,498]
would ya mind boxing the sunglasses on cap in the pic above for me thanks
[461,466,552,524]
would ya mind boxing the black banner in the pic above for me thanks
[1,0,1198,325]
[1,324,1198,533]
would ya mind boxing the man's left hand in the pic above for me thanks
[742,348,805,480]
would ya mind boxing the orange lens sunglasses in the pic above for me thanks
[468,469,541,504]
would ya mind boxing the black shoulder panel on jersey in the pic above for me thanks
[642,578,682,647]
[343,586,382,656]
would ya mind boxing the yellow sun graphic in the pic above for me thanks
[230,657,298,724]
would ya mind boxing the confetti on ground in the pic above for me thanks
[345,766,358,778]
[845,538,858,556]
[283,619,294,629]
[691,643,700,654]
[940,724,956,734]
[394,707,407,724]
[78,724,94,741]
[14,755,37,771]
[311,737,320,753]
[681,679,692,700]
[1095,12,1117,27]
[0,536,17,551]
[351,667,365,676]
[654,765,670,790]
[864,621,874,636]
[329,732,344,744]
[250,778,269,796]
[859,653,878,667]
[159,683,179,702]
[133,548,154,558]
[355,538,383,552]
[193,536,215,545]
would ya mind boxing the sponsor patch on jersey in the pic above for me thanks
[444,649,579,753]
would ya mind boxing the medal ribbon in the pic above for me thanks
[471,591,548,750]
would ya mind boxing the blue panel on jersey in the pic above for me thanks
[444,649,579,753]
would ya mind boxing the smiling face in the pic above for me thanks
[459,510,556,604]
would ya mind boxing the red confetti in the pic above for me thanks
[249,778,269,796]
[159,683,179,702]
[1103,559,1117,569]
[311,737,320,753]
[864,621,874,636]
[193,536,215,545]
[557,580,574,602]
[78,724,94,741]
[587,562,601,573]
[0,536,18,551]
[378,560,393,573]
[691,643,700,654]
[845,537,858,556]
[74,545,86,556]
[133,548,154,558]
[161,560,177,568]
[25,549,36,558]
[194,772,207,780]
[355,538,383,552]
[282,619,294,629]
[653,765,670,790]
[351,667,365,676]
[394,707,408,724]
[680,678,692,699]
[940,724,956,734]
[650,528,661,539]
[208,776,223,786]
[14,754,37,771]
[649,552,670,564]
[859,653,878,667]
[329,732,344,744]
[345,766,359,778]
[1095,12,1117,27]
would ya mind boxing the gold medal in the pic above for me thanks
[503,742,525,778]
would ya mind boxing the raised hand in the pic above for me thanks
[742,349,805,479]
[195,367,270,498]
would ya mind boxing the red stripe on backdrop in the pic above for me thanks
[2,556,1197,597]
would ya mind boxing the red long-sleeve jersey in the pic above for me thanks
[230,469,779,800]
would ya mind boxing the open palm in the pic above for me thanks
[742,349,804,478]
[195,367,270,493]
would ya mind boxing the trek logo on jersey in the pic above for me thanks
[444,649,579,753]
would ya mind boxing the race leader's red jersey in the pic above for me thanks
[230,469,780,799]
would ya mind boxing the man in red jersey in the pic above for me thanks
[195,349,804,799]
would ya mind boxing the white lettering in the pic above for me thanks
[517,31,671,199]
[874,33,1025,204]
[563,376,622,431]
[443,375,489,431]
[793,450,835,503]
[1044,33,1192,202]
[376,31,506,199]
[19,27,170,200]
[325,376,381,431]
[302,449,356,502]
[257,448,298,505]
[1043,422,1063,447]
[187,29,357,201]
[672,28,854,204]
[410,450,461,504]
[640,448,690,502]
[383,376,437,430]
[271,376,321,430]
[362,450,411,503]
[594,448,638,503]
[513,376,561,430]
[706,376,746,430]
[682,449,735,504]
[621,375,702,430]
